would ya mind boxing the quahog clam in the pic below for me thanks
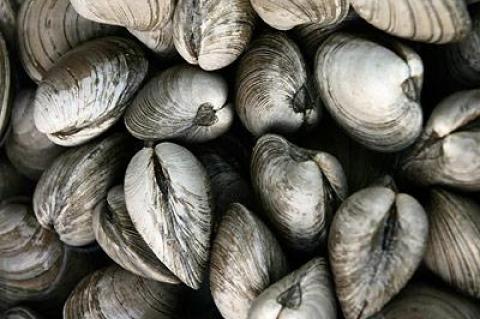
[4,307,43,319]
[33,37,148,147]
[0,31,11,145]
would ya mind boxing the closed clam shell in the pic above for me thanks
[251,134,347,253]
[0,31,11,145]
[125,65,233,143]
[315,33,423,152]
[33,133,131,246]
[124,142,213,289]
[251,0,349,31]
[424,189,480,299]
[63,265,185,319]
[33,37,148,147]
[69,0,175,31]
[210,203,289,319]
[236,32,321,137]
[249,258,336,319]
[93,185,179,284]
[4,307,43,319]
[0,155,29,201]
[6,89,64,180]
[401,90,480,191]
[351,0,471,43]
[128,19,177,59]
[173,0,255,71]
[329,186,429,319]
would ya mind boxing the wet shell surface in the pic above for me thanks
[173,0,256,71]
[0,31,11,145]
[125,65,233,143]
[128,19,177,59]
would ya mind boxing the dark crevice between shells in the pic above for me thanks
[193,103,218,126]
[186,0,202,59]
[277,282,302,310]
[152,151,170,198]
[401,77,421,102]
[292,78,316,130]
[381,206,398,252]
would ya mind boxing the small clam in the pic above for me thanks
[63,265,185,319]
[251,134,347,254]
[173,0,256,71]
[401,90,480,191]
[315,33,423,152]
[0,31,12,145]
[125,65,233,143]
[0,155,29,201]
[249,258,337,319]
[129,19,177,59]
[351,0,471,44]
[210,203,289,319]
[33,133,131,246]
[124,142,214,289]
[6,89,64,180]
[424,189,480,299]
[4,307,43,319]
[329,186,428,319]
[236,32,321,137]
[33,37,148,147]
[251,0,349,31]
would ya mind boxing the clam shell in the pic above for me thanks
[251,134,347,254]
[328,186,429,319]
[33,37,148,147]
[124,142,214,289]
[249,258,337,319]
[0,31,12,145]
[125,65,233,143]
[4,307,43,319]
[173,0,256,71]
[0,155,29,201]
[93,185,180,284]
[33,133,132,246]
[128,19,177,59]
[236,32,321,137]
[424,189,480,299]
[315,33,423,152]
[210,203,289,319]
[351,0,471,43]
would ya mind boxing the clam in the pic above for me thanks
[0,31,11,145]
[210,203,289,319]
[251,134,347,254]
[315,33,423,152]
[33,37,148,147]
[93,185,180,284]
[0,155,29,201]
[6,89,64,180]
[124,142,214,289]
[249,257,337,319]
[63,265,185,319]
[33,133,132,246]
[424,189,480,299]
[400,90,480,191]
[351,0,471,44]
[328,186,429,319]
[236,32,321,137]
[69,0,175,31]
[4,307,43,319]
[129,19,177,59]
[125,65,233,143]
[173,0,256,71]
[251,0,349,31]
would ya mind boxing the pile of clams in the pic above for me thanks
[0,0,479,318]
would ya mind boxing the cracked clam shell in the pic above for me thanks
[33,37,148,147]
[315,33,423,152]
[124,142,214,289]
[328,186,429,319]
[125,65,233,143]
[128,19,177,59]
[63,265,184,319]
[236,32,321,137]
[401,90,480,191]
[424,189,480,299]
[249,257,336,319]
[0,31,11,145]
[4,307,43,319]
[173,0,255,71]
[251,134,347,254]
[210,203,289,319]
[33,133,131,246]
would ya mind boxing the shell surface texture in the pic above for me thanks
[129,18,177,59]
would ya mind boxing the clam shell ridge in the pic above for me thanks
[210,203,289,319]
[351,0,471,44]
[0,31,11,145]
[124,143,214,289]
[315,33,423,152]
[173,0,256,71]
[236,32,321,137]
[328,187,429,319]
[125,65,233,143]
[249,257,337,319]
[34,37,148,147]
[33,133,131,246]
[251,134,348,253]
[93,185,180,284]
